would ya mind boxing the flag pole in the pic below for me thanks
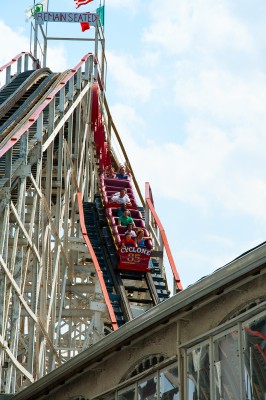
[102,0,105,32]
[46,0,49,35]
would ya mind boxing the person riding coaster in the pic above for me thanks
[100,168,152,271]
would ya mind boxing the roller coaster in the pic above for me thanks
[0,26,183,393]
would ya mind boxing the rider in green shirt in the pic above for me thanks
[118,210,135,227]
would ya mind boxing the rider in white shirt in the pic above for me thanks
[110,188,131,205]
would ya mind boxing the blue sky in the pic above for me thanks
[1,1,266,288]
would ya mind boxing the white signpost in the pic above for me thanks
[34,11,98,26]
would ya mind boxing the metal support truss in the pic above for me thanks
[0,53,110,393]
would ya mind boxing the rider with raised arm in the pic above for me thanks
[110,188,132,206]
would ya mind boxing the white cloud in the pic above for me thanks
[173,234,265,288]
[106,0,266,224]
[46,45,68,71]
[205,234,234,248]
[172,248,225,289]
[0,20,67,75]
[107,0,141,14]
[0,22,29,67]
[109,103,146,165]
[107,51,154,102]
[143,0,253,55]
[173,63,266,125]
[109,100,266,221]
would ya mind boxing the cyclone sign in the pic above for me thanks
[118,247,151,271]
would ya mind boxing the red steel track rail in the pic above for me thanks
[145,182,183,291]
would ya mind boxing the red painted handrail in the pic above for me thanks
[0,52,36,72]
[145,182,183,291]
[0,53,95,158]
[77,192,119,331]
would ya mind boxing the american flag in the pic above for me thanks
[74,0,93,8]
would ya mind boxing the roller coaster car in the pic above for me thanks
[100,173,152,272]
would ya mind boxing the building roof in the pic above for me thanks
[12,242,266,399]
